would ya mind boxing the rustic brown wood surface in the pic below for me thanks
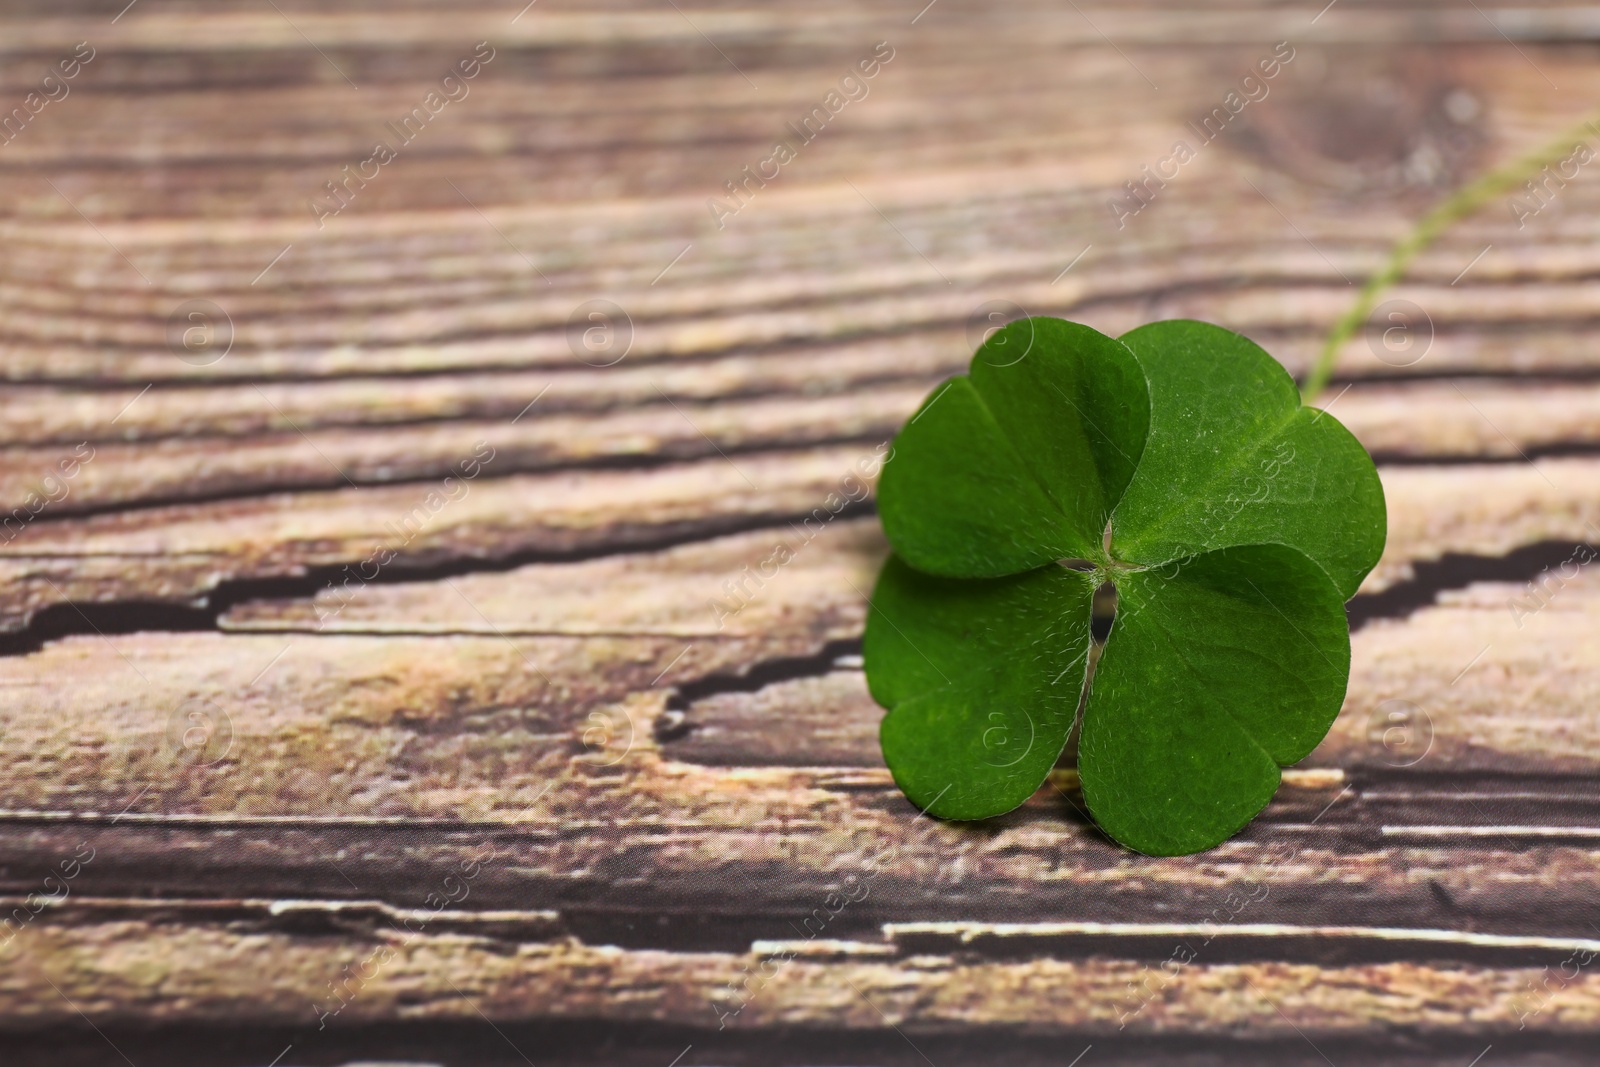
[2,1,1599,1064]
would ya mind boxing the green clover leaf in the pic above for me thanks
[865,317,1386,855]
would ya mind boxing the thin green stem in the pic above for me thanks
[1301,112,1600,403]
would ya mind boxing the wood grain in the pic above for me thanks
[6,904,1600,1036]
[3,568,1600,938]
[4,0,1600,1058]
[0,455,1593,633]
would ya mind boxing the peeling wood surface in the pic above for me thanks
[3,1,1600,1064]
[10,907,1600,1036]
[0,454,1595,633]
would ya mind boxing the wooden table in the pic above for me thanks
[3,2,1599,1063]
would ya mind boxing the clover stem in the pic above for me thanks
[1302,109,1600,404]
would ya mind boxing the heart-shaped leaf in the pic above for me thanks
[877,317,1149,576]
[867,317,1386,854]
[865,556,1096,820]
[1111,320,1386,600]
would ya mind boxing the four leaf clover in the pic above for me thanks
[865,317,1387,855]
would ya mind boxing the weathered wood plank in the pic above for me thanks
[3,2,1598,59]
[0,445,883,631]
[7,367,1600,474]
[4,568,1600,930]
[1322,381,1600,459]
[667,566,1600,777]
[4,906,1598,1036]
[3,0,1599,1052]
[5,378,1600,521]
[0,389,920,517]
[1374,460,1600,590]
[0,334,960,446]
[0,28,1596,389]
[221,517,884,639]
[1,453,1597,631]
